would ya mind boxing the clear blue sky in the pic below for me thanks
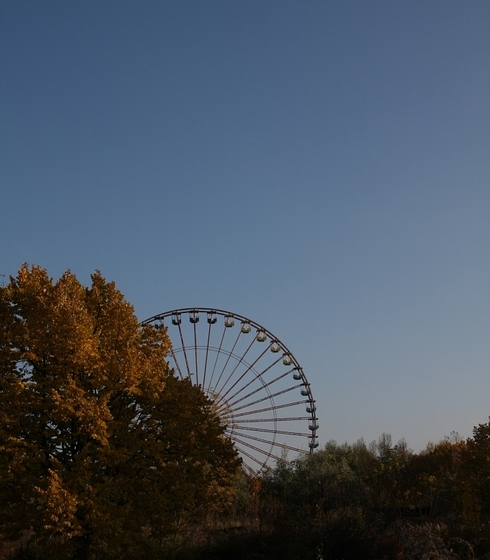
[1,1,489,452]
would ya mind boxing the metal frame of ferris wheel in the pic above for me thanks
[142,308,319,475]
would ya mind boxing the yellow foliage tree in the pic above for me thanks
[0,265,240,559]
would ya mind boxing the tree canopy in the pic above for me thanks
[0,265,240,559]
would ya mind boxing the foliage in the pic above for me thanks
[0,265,240,559]
[204,432,490,560]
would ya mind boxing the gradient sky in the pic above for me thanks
[1,1,489,452]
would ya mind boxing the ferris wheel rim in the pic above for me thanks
[141,307,319,472]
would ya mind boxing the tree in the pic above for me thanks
[465,419,490,519]
[0,265,240,559]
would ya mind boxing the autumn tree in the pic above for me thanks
[0,265,240,559]
[464,420,490,520]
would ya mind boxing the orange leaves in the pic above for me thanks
[35,470,80,539]
[0,265,239,558]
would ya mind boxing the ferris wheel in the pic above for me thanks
[142,308,319,475]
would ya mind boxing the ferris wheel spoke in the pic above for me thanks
[229,384,304,416]
[226,428,277,447]
[234,425,311,437]
[233,446,270,471]
[241,461,256,477]
[222,356,287,407]
[212,328,243,395]
[192,313,199,385]
[230,432,305,455]
[176,319,192,378]
[227,368,294,410]
[205,323,228,394]
[169,348,185,380]
[236,416,310,423]
[214,343,274,406]
[232,436,285,464]
[213,335,257,397]
[201,318,213,390]
[230,400,308,418]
